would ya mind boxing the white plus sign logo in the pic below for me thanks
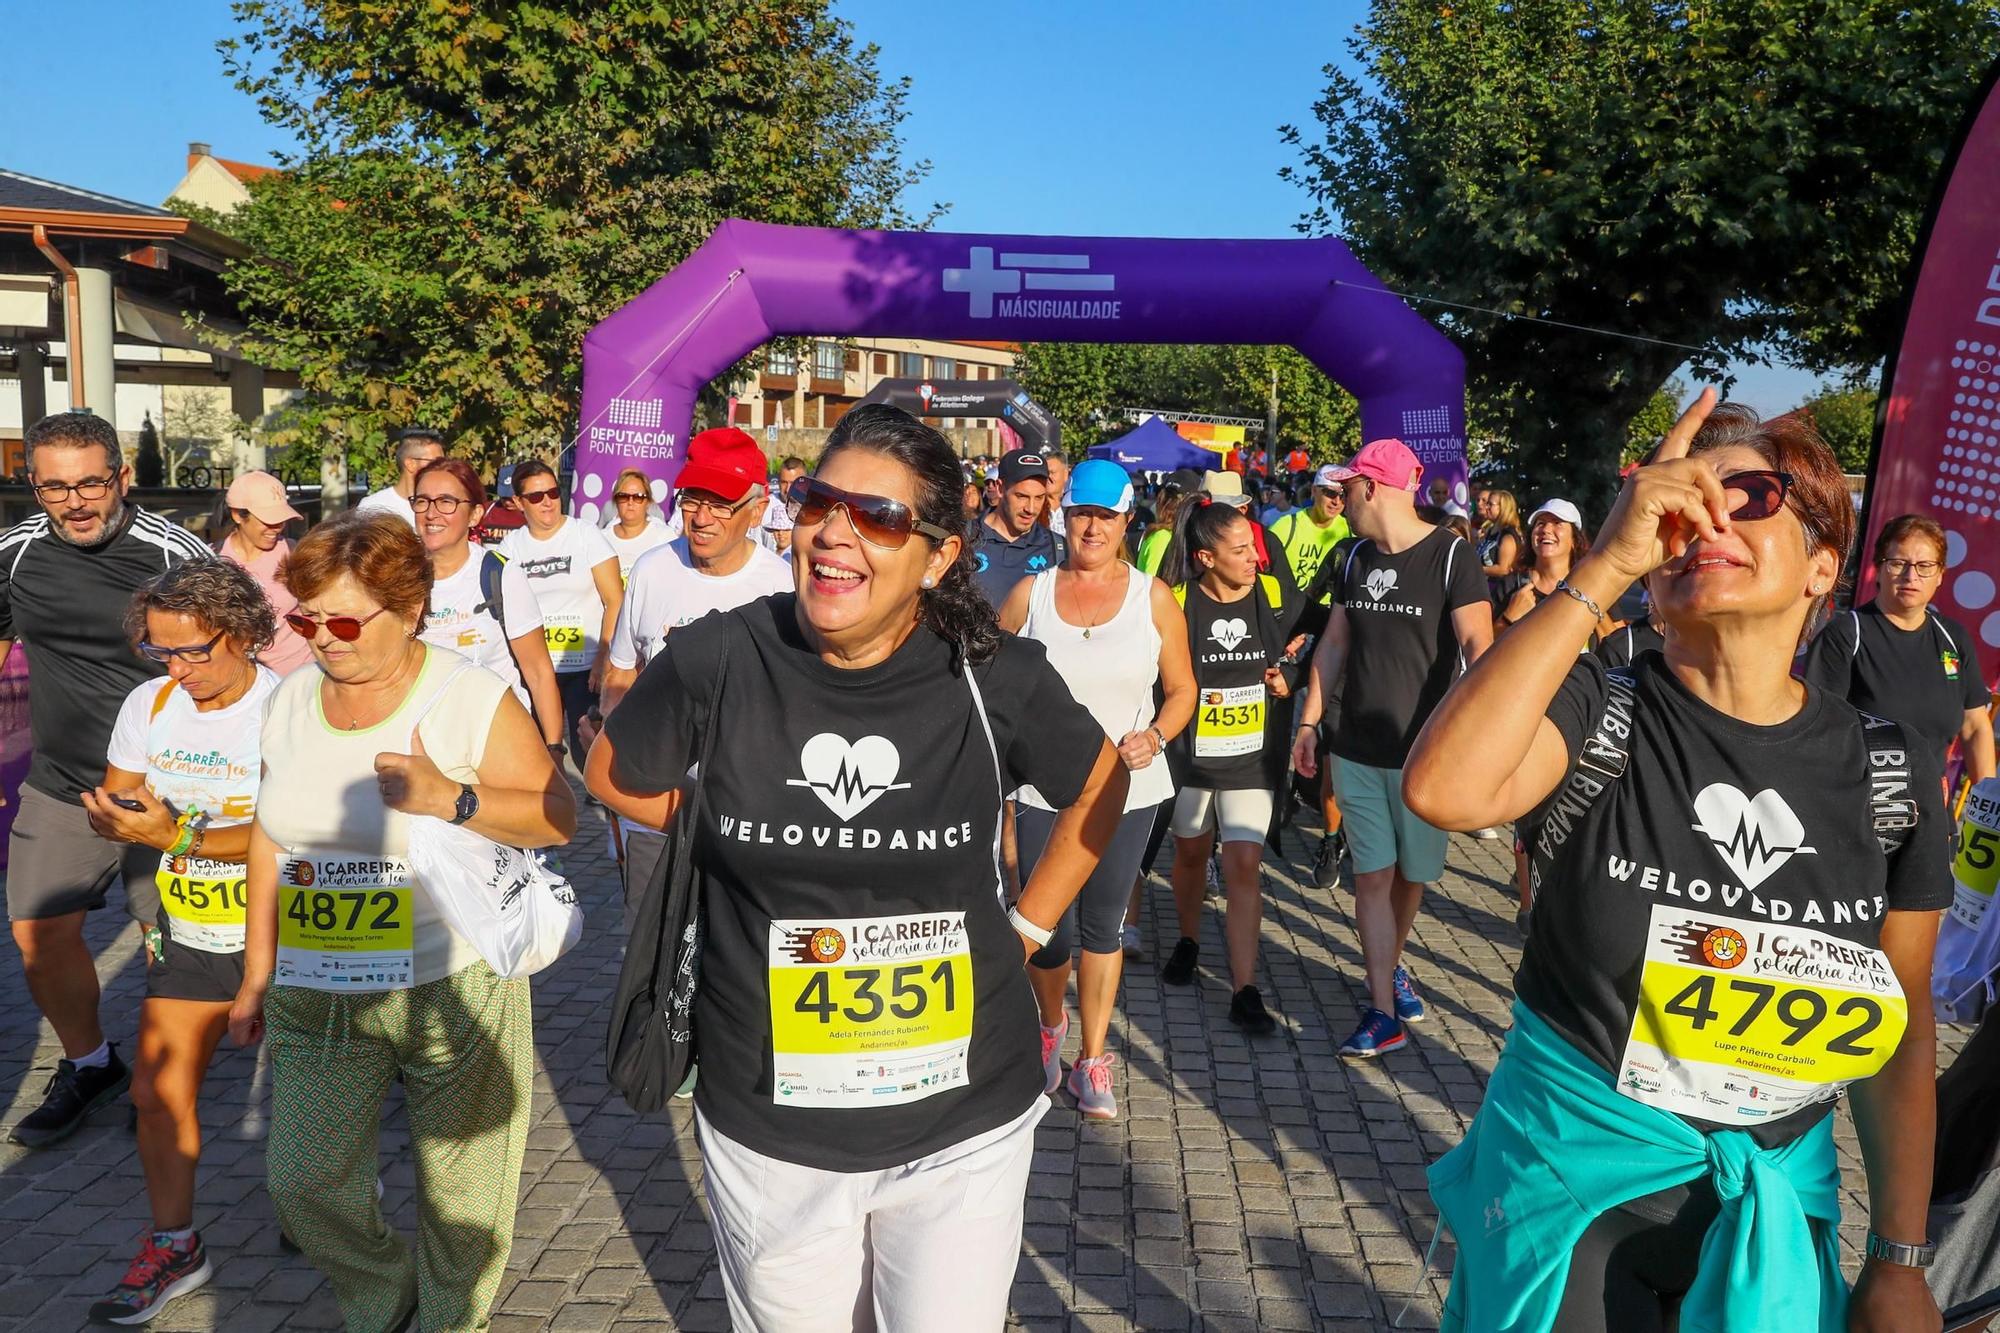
[943,247,1115,318]
[942,247,1020,317]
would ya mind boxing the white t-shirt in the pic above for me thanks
[605,520,671,582]
[500,518,619,673]
[356,487,415,526]
[608,537,792,671]
[422,543,543,704]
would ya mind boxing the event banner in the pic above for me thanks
[575,222,1466,524]
[1862,59,2000,678]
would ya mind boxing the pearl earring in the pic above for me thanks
[921,576,936,589]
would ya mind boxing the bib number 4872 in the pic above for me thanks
[284,889,403,935]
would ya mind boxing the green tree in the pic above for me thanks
[215,0,931,479]
[1622,378,1688,466]
[1283,0,1999,512]
[1798,382,1879,472]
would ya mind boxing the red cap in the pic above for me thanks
[1324,438,1424,492]
[674,427,768,502]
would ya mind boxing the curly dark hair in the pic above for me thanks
[1159,497,1253,589]
[125,558,278,660]
[816,404,999,671]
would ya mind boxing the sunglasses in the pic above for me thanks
[786,477,954,551]
[139,629,227,665]
[612,492,650,504]
[517,487,561,506]
[284,607,392,642]
[1718,469,1793,522]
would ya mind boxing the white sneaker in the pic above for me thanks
[1067,1054,1118,1120]
[1039,1016,1068,1095]
[1473,826,1503,840]
[1121,924,1144,960]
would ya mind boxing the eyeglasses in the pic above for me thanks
[1718,469,1794,522]
[410,494,470,514]
[613,492,651,504]
[1881,558,1942,579]
[676,491,759,520]
[32,477,115,503]
[786,477,953,551]
[516,487,561,506]
[284,607,391,642]
[138,629,227,664]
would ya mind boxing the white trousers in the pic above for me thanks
[696,1097,1046,1332]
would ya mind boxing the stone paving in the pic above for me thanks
[0,806,1973,1331]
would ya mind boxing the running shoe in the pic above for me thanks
[1229,985,1277,1036]
[1472,826,1503,840]
[9,1046,130,1148]
[1040,1015,1069,1095]
[1312,833,1344,890]
[1121,924,1144,960]
[1391,966,1427,1024]
[673,1066,698,1100]
[1339,1008,1407,1059]
[88,1231,212,1325]
[1067,1053,1118,1119]
[1161,937,1199,986]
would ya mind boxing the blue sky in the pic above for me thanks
[0,0,1824,413]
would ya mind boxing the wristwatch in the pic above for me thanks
[1148,725,1167,755]
[1864,1232,1935,1269]
[449,783,479,826]
[547,742,567,758]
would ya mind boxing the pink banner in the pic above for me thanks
[1862,61,2000,684]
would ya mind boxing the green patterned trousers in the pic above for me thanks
[266,961,534,1333]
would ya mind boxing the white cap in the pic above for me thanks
[1312,464,1342,490]
[1529,498,1584,528]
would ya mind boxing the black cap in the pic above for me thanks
[997,451,1051,487]
[1165,467,1204,494]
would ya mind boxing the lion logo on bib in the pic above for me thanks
[1700,926,1748,969]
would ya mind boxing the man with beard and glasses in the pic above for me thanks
[0,411,208,1147]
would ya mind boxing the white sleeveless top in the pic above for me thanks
[1016,564,1172,812]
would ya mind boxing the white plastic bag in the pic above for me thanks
[406,816,581,979]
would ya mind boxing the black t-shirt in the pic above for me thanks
[1518,653,1952,1146]
[1181,581,1293,792]
[1331,527,1488,769]
[1801,605,1989,773]
[605,595,1104,1171]
[1597,620,1667,669]
[0,507,208,801]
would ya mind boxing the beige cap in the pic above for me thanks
[224,471,303,526]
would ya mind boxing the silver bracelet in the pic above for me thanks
[1555,579,1605,621]
[1008,907,1054,948]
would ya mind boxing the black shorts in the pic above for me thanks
[147,918,245,1004]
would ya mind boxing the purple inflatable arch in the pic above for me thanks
[574,220,1466,521]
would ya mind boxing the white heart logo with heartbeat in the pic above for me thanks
[1689,783,1816,890]
[1365,568,1398,602]
[1210,618,1249,651]
[785,733,912,821]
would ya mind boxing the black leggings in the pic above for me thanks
[1017,804,1156,965]
[1553,1180,1720,1333]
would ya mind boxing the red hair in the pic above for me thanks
[282,511,432,625]
[1689,404,1854,624]
[415,457,487,507]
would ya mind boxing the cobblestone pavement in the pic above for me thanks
[0,806,1972,1331]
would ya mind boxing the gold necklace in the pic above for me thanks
[1060,572,1120,640]
[325,647,422,730]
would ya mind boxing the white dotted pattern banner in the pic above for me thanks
[1944,342,2000,649]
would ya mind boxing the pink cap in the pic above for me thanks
[1324,438,1424,493]
[224,470,304,525]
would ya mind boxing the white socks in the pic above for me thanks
[71,1042,110,1070]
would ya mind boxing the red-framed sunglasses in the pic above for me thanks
[785,477,953,551]
[1719,469,1794,522]
[284,607,391,642]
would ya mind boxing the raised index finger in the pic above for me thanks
[1655,386,1720,462]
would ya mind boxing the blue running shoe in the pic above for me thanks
[1339,1008,1407,1059]
[1391,966,1426,1024]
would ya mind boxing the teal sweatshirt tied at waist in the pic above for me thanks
[1428,1002,1848,1333]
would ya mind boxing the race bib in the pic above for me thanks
[1194,684,1266,758]
[543,614,588,671]
[156,853,247,954]
[767,912,974,1108]
[1617,904,1906,1125]
[275,854,416,991]
[1950,786,2000,929]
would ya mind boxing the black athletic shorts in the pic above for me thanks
[147,917,245,1004]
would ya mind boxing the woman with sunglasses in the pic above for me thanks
[1804,513,1994,789]
[229,512,575,1333]
[603,466,670,582]
[1405,393,1951,1333]
[411,458,566,757]
[499,459,622,760]
[588,404,1127,1330]
[213,471,314,675]
[80,560,279,1324]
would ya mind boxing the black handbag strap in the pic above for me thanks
[655,614,732,907]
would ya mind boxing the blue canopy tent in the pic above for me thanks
[1084,417,1217,474]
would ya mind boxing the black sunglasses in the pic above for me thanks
[786,477,953,551]
[1719,469,1793,522]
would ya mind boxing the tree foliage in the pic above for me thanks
[1283,0,2000,511]
[1012,343,1360,460]
[215,0,931,478]
[1622,377,1688,465]
[1797,381,1879,472]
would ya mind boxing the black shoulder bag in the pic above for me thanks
[604,621,729,1113]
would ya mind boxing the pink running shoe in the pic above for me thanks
[1039,1015,1068,1094]
[1067,1054,1118,1120]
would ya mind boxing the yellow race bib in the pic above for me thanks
[1950,785,2000,928]
[275,855,416,991]
[1194,684,1265,759]
[156,853,248,954]
[543,616,588,671]
[767,912,974,1107]
[1618,904,1905,1124]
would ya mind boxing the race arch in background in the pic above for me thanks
[1861,55,2000,678]
[854,377,1061,456]
[573,220,1467,522]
